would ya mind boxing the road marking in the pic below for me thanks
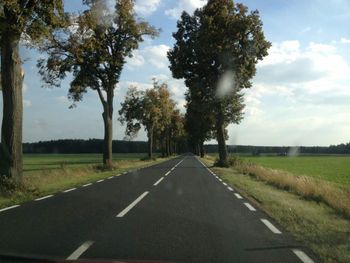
[97,179,104,183]
[227,186,234,191]
[82,183,92,187]
[176,159,184,166]
[0,205,20,213]
[234,193,243,199]
[165,171,171,176]
[244,202,256,211]
[116,191,149,217]
[108,176,113,179]
[67,241,94,260]
[63,188,76,193]
[153,177,164,186]
[212,173,216,176]
[218,178,223,182]
[35,195,54,201]
[260,219,282,234]
[222,182,227,186]
[292,249,314,263]
[171,167,175,171]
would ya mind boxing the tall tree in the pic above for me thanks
[0,1,67,179]
[38,0,158,168]
[119,81,177,159]
[168,0,271,166]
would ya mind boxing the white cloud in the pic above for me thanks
[233,40,350,146]
[126,50,145,69]
[126,44,170,70]
[145,44,170,69]
[340,37,350,44]
[23,83,28,93]
[23,99,32,107]
[165,0,207,19]
[56,96,69,103]
[135,0,161,16]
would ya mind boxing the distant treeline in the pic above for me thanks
[5,139,350,155]
[22,139,149,154]
[204,142,350,155]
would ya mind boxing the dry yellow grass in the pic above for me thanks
[211,155,350,218]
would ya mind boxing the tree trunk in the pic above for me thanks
[216,107,228,166]
[147,128,153,159]
[0,33,23,180]
[200,140,205,158]
[102,89,114,169]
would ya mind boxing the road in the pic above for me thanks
[0,155,315,263]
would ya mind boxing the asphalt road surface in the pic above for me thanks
[0,154,315,263]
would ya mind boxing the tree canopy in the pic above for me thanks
[37,0,159,168]
[168,0,271,165]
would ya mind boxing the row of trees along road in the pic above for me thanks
[119,80,186,159]
[0,0,158,181]
[168,0,271,166]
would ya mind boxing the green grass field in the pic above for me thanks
[23,153,149,172]
[242,156,350,185]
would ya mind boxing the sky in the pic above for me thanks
[1,0,350,146]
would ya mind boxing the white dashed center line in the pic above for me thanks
[222,182,227,186]
[0,205,20,213]
[165,171,171,176]
[244,202,256,211]
[292,249,314,263]
[63,188,76,193]
[260,219,282,234]
[153,177,164,186]
[35,195,54,201]
[116,191,149,218]
[67,241,94,260]
[234,193,243,199]
[227,187,234,191]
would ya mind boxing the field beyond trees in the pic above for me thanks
[242,155,350,185]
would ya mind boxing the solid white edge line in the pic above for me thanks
[82,183,92,187]
[222,182,228,186]
[97,179,104,183]
[67,241,94,260]
[227,186,234,191]
[244,202,256,211]
[292,249,314,263]
[0,205,20,212]
[218,179,223,182]
[153,177,164,186]
[234,193,243,199]
[35,195,54,201]
[63,188,76,193]
[260,219,282,234]
[116,191,149,217]
[165,171,171,176]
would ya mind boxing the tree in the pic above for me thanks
[0,1,67,179]
[119,81,177,159]
[169,109,185,155]
[168,0,271,166]
[38,0,158,168]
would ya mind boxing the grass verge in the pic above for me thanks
[202,155,350,263]
[0,156,174,209]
